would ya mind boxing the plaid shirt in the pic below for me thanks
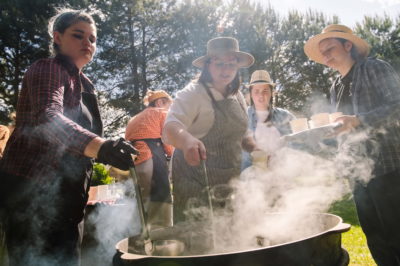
[330,57,400,175]
[0,54,101,178]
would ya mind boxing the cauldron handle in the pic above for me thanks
[120,252,148,260]
[327,222,351,234]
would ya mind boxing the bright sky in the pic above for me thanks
[251,0,400,27]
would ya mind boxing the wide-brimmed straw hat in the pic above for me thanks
[192,37,254,68]
[304,24,370,64]
[143,90,172,106]
[248,70,276,88]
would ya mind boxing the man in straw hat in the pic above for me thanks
[241,70,295,170]
[305,24,400,265]
[163,37,257,223]
[125,90,174,229]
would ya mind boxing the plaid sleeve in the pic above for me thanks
[26,60,98,155]
[357,59,400,127]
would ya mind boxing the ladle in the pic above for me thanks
[201,159,216,249]
[129,166,153,254]
[129,165,185,256]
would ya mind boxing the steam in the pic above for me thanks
[210,147,347,252]
[2,121,141,265]
[82,179,141,265]
[182,132,377,254]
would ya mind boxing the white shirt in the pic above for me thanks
[256,110,269,122]
[164,81,247,141]
[254,111,282,154]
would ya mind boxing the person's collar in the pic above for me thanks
[55,54,79,76]
[204,82,235,100]
[341,64,355,83]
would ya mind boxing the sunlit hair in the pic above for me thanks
[197,58,241,96]
[48,8,96,56]
[335,38,366,62]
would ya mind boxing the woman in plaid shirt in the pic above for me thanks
[0,8,137,266]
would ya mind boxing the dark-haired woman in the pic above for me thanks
[163,37,256,223]
[0,8,136,266]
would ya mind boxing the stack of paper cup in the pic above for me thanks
[289,118,309,133]
[309,113,330,128]
[97,184,109,200]
[329,112,343,123]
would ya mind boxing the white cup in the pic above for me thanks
[329,112,343,123]
[97,185,109,200]
[310,113,330,128]
[289,118,309,133]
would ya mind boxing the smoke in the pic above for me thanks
[2,120,141,265]
[208,148,346,252]
[82,179,141,266]
[181,132,377,254]
[308,92,332,114]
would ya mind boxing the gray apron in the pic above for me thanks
[172,87,248,223]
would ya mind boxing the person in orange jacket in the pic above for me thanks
[125,90,173,228]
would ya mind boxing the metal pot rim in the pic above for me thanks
[116,212,350,259]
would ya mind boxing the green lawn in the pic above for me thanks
[329,194,377,266]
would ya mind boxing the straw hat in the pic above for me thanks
[143,90,172,106]
[304,24,370,64]
[248,70,276,88]
[192,37,254,68]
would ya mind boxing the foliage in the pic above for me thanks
[355,14,400,73]
[88,0,223,136]
[91,162,113,186]
[0,0,88,123]
[329,193,360,225]
[207,1,339,116]
[1,0,399,131]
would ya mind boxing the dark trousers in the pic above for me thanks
[0,171,87,266]
[353,169,400,266]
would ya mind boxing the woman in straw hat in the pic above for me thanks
[305,24,400,265]
[163,37,256,223]
[125,90,174,229]
[241,70,295,171]
[0,8,138,266]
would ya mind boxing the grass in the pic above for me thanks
[329,194,377,266]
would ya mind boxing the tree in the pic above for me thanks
[355,14,400,72]
[272,10,339,116]
[223,3,338,116]
[88,0,222,136]
[0,0,90,123]
[223,0,281,82]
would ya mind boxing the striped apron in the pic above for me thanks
[171,89,248,223]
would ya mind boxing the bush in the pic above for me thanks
[91,163,113,186]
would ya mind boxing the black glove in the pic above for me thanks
[97,138,139,170]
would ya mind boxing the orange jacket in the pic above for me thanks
[125,107,173,165]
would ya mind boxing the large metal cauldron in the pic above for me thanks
[113,213,350,266]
